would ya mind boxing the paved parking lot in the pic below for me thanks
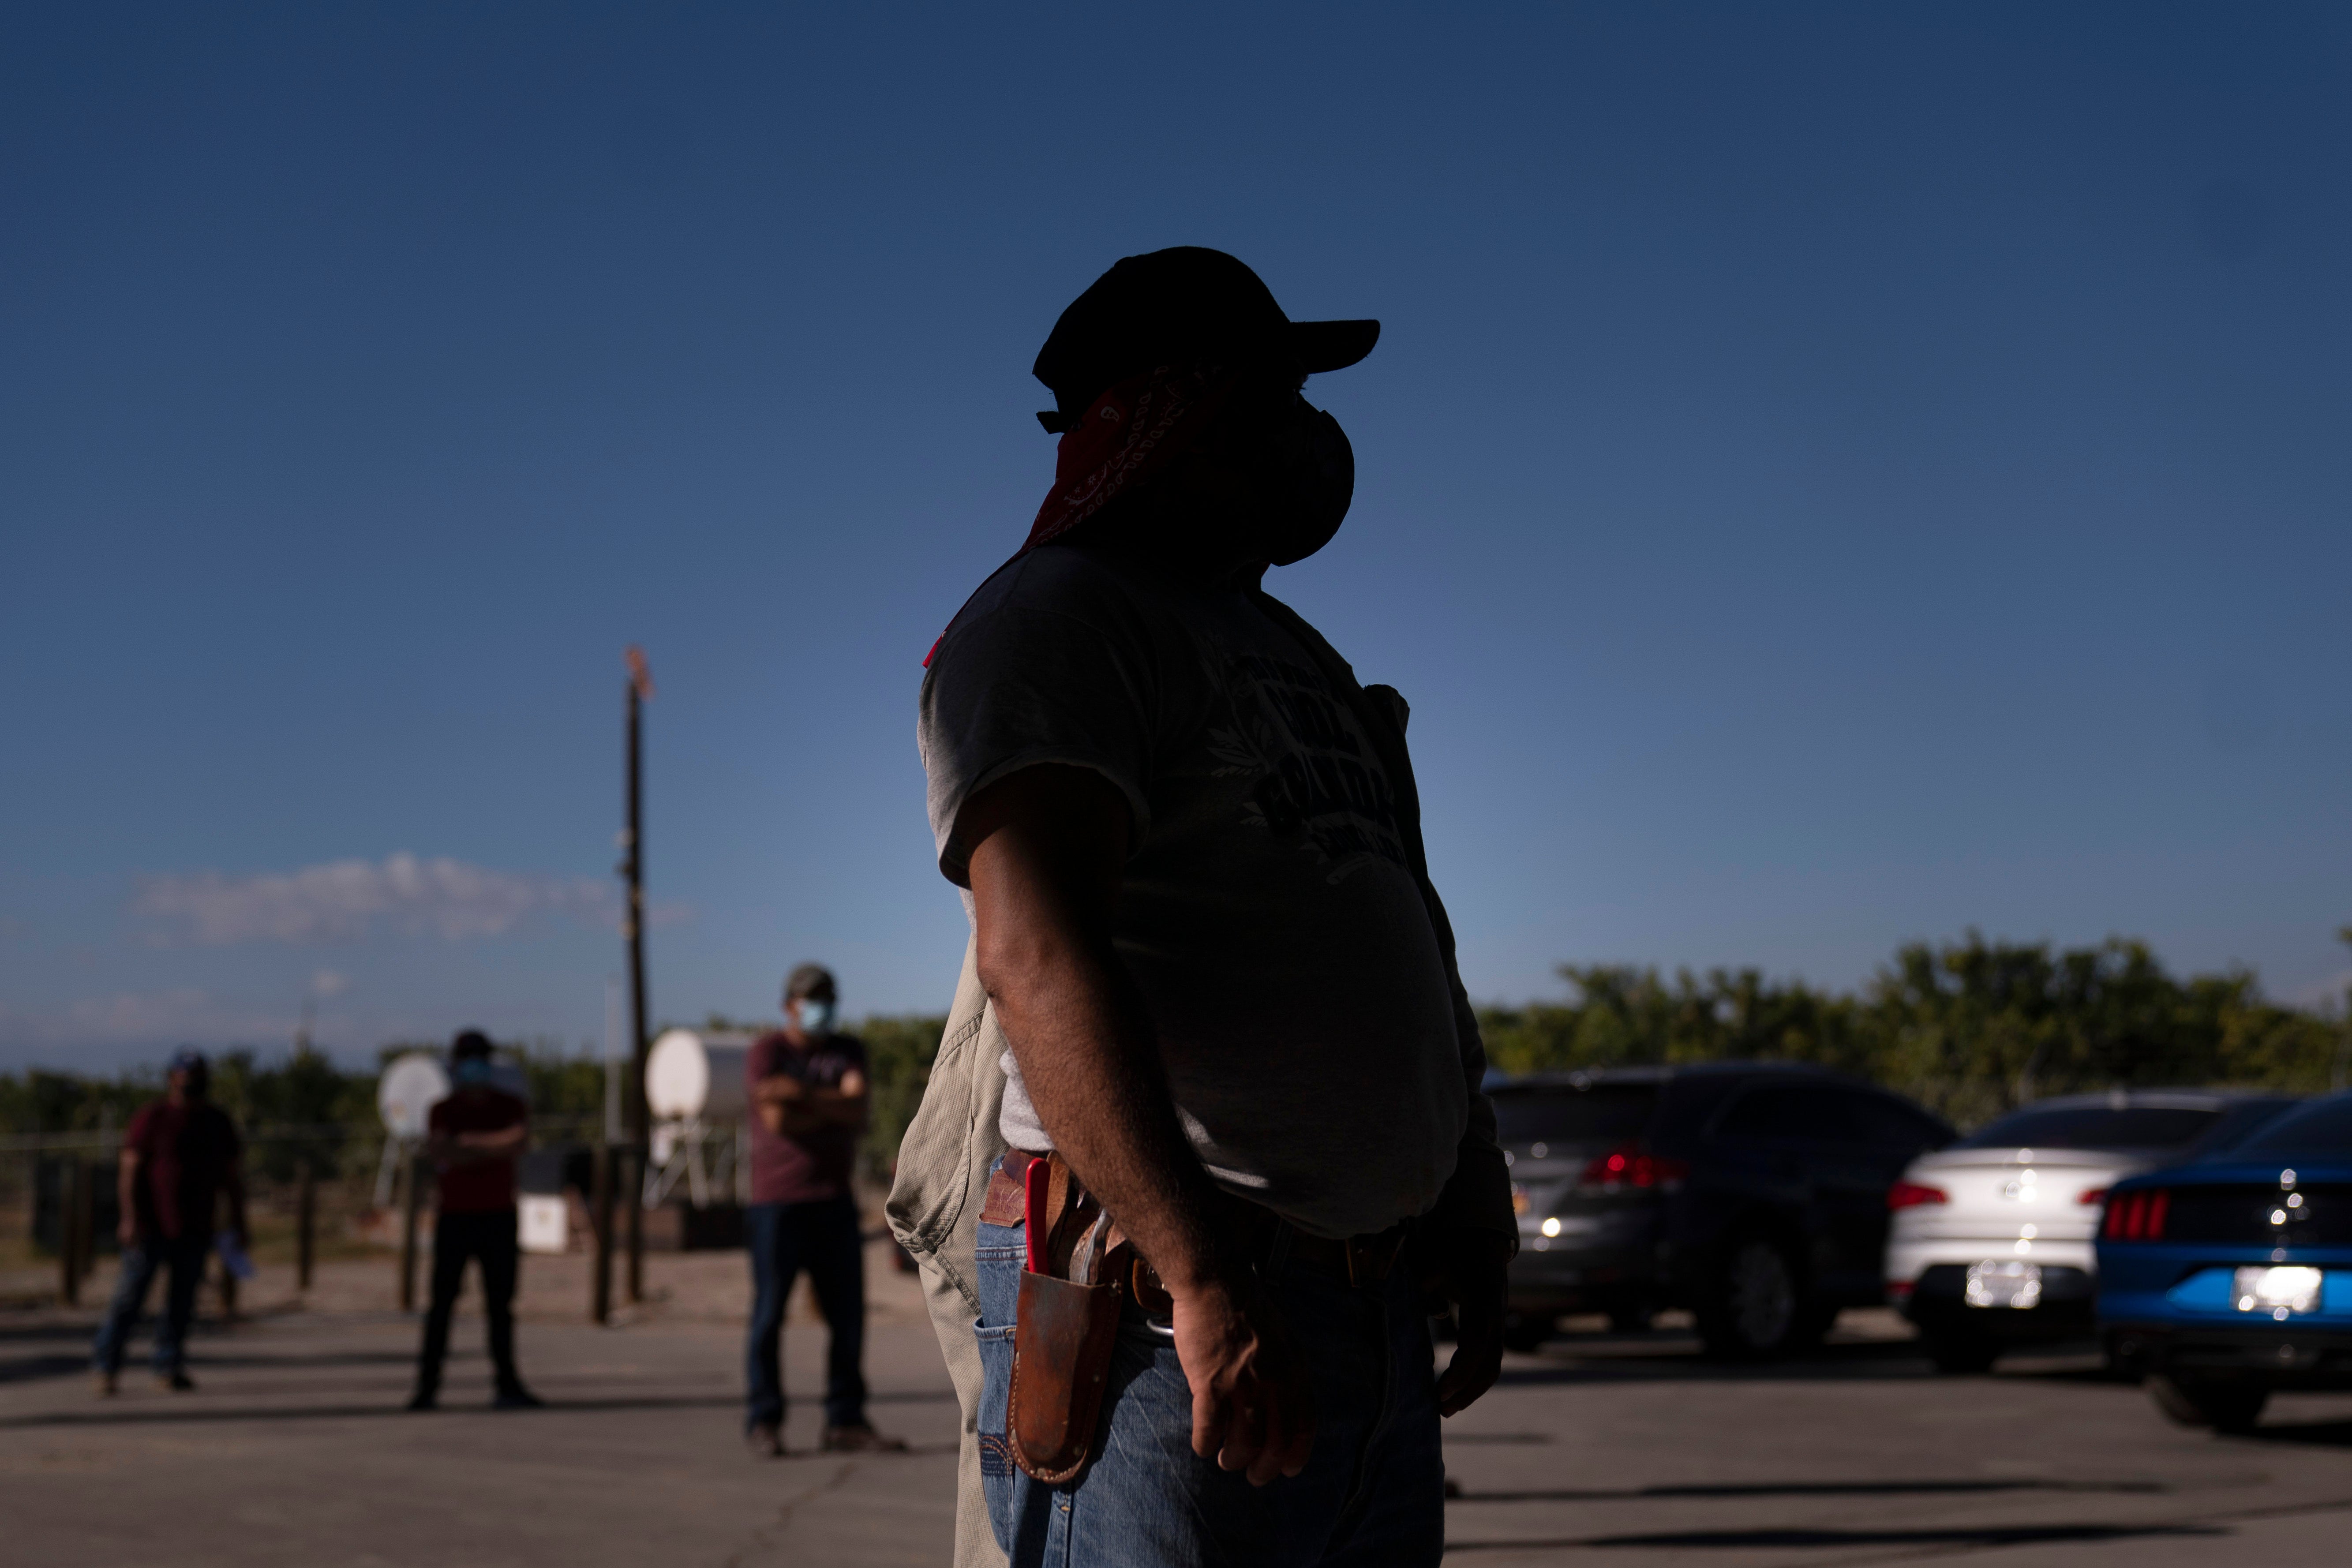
[4,1254,2348,1566]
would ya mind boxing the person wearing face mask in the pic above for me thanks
[742,963,903,1455]
[407,1029,539,1411]
[892,248,1514,1568]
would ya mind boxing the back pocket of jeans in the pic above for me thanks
[974,1321,1016,1481]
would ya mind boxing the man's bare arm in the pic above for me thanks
[751,1075,805,1107]
[963,763,1313,1486]
[454,1122,528,1156]
[752,1073,867,1134]
[430,1119,527,1166]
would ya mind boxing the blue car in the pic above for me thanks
[2097,1091,2352,1431]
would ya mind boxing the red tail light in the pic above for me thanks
[2102,1188,2169,1241]
[1886,1181,1948,1211]
[2077,1187,2107,1207]
[1577,1141,1690,1190]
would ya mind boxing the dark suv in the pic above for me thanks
[1497,1063,1954,1357]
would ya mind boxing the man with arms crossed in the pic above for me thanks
[408,1029,540,1410]
[94,1048,247,1394]
[743,963,904,1456]
[896,248,1513,1567]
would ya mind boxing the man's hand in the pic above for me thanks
[964,762,1322,1484]
[117,1215,138,1248]
[1171,1275,1316,1485]
[1431,1231,1511,1416]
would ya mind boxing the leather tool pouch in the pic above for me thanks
[1007,1153,1126,1485]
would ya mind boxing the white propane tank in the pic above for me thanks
[644,1028,752,1123]
[377,1053,451,1140]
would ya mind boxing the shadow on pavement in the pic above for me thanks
[0,1323,101,1344]
[0,1353,89,1386]
[1498,1338,1931,1387]
[1,1345,474,1384]
[0,1384,954,1430]
[1448,1477,2169,1504]
[1446,1522,2224,1553]
[1498,1330,2121,1387]
[2232,1418,2352,1449]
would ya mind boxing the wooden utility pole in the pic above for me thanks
[622,647,655,1304]
[296,1159,316,1293]
[398,1150,423,1312]
[57,1158,81,1307]
[591,1141,614,1324]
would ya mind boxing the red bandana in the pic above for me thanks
[1022,364,1232,552]
[924,365,1232,668]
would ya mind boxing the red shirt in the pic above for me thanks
[123,1098,240,1242]
[746,1031,867,1205]
[430,1088,528,1212]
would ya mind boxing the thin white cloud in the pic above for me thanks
[0,989,302,1054]
[68,988,256,1037]
[310,969,352,998]
[135,852,619,945]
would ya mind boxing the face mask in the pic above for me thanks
[452,1058,494,1086]
[1264,403,1355,567]
[798,999,837,1033]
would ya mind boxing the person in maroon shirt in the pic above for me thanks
[406,1030,541,1411]
[742,963,902,1455]
[91,1049,246,1393]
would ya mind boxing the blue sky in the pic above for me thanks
[4,4,2348,1071]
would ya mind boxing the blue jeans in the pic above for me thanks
[975,1208,1445,1568]
[745,1196,867,1430]
[92,1232,210,1377]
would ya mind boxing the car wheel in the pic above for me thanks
[1698,1232,1804,1359]
[1923,1331,2000,1375]
[2147,1374,2268,1433]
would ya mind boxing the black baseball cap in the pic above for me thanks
[1032,248,1379,432]
[785,963,837,1001]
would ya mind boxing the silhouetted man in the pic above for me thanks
[893,248,1514,1568]
[93,1048,247,1394]
[408,1030,540,1410]
[743,963,903,1455]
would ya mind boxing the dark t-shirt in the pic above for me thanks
[746,1031,867,1205]
[917,542,1471,1238]
[124,1099,241,1242]
[430,1089,528,1213]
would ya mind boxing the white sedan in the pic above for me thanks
[1884,1090,2296,1373]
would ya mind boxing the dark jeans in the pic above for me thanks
[976,1207,1445,1568]
[745,1196,866,1430]
[414,1208,523,1397]
[92,1232,211,1376]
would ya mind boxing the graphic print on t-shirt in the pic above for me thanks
[1209,650,1408,879]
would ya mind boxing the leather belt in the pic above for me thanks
[985,1151,1408,1290]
